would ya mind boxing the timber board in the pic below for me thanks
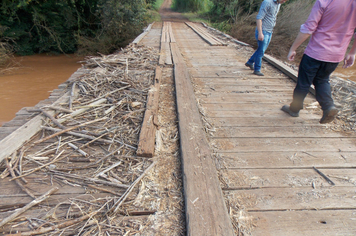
[224,186,356,211]
[211,137,356,152]
[249,210,356,236]
[197,94,315,103]
[210,117,321,126]
[213,126,351,138]
[220,168,356,188]
[201,102,315,111]
[218,151,356,168]
[205,109,322,118]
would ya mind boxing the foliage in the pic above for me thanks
[173,0,213,13]
[0,0,156,56]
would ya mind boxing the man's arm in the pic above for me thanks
[257,19,264,41]
[287,32,311,61]
[343,38,356,68]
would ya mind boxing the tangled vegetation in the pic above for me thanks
[0,0,159,57]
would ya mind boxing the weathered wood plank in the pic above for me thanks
[210,117,321,127]
[212,137,356,152]
[249,210,356,236]
[137,66,162,157]
[132,22,154,45]
[224,186,356,211]
[219,151,356,168]
[205,109,322,118]
[0,91,71,164]
[220,168,356,188]
[213,126,350,138]
[171,39,234,235]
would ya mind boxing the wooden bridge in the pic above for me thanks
[1,8,356,236]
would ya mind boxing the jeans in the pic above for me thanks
[247,29,272,72]
[290,54,339,112]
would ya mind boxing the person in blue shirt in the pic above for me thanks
[245,0,288,76]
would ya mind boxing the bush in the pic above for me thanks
[0,0,156,56]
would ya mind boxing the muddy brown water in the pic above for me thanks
[0,54,84,126]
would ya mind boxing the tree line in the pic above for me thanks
[0,0,158,57]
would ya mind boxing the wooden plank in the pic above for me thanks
[198,87,294,93]
[213,126,349,138]
[201,102,310,111]
[198,94,315,103]
[137,66,162,157]
[249,210,356,236]
[0,193,118,211]
[219,151,356,168]
[220,168,356,189]
[224,186,356,211]
[171,40,234,235]
[193,77,294,86]
[0,90,71,163]
[205,109,322,118]
[188,117,322,127]
[185,22,226,46]
[212,137,356,152]
[132,22,154,45]
[263,54,315,95]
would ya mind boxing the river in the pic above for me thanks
[0,54,84,126]
[0,55,355,127]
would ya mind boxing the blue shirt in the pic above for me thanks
[256,0,281,33]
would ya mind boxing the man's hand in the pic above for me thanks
[258,32,264,41]
[287,50,296,61]
[343,54,356,68]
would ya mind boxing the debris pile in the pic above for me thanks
[0,44,184,235]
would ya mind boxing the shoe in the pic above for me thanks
[281,105,299,117]
[253,71,264,76]
[320,106,339,124]
[245,62,254,70]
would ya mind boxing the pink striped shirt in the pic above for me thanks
[300,0,356,62]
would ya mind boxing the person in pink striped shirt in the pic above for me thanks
[281,0,356,124]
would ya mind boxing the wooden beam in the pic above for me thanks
[136,66,162,157]
[171,41,234,236]
[132,22,154,45]
[0,91,70,164]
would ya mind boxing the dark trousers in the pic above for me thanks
[290,54,339,112]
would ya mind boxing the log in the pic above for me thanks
[136,66,162,157]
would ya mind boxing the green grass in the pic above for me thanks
[153,0,165,11]
[182,12,210,24]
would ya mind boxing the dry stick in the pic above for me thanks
[10,150,65,181]
[50,170,130,188]
[4,212,96,236]
[313,167,335,186]
[69,82,76,110]
[68,143,88,157]
[40,110,66,130]
[112,161,155,213]
[57,98,108,123]
[0,187,58,228]
[34,117,107,144]
[81,85,131,106]
[87,184,122,196]
[43,106,73,114]
[41,126,113,144]
[5,159,36,199]
[95,161,122,178]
